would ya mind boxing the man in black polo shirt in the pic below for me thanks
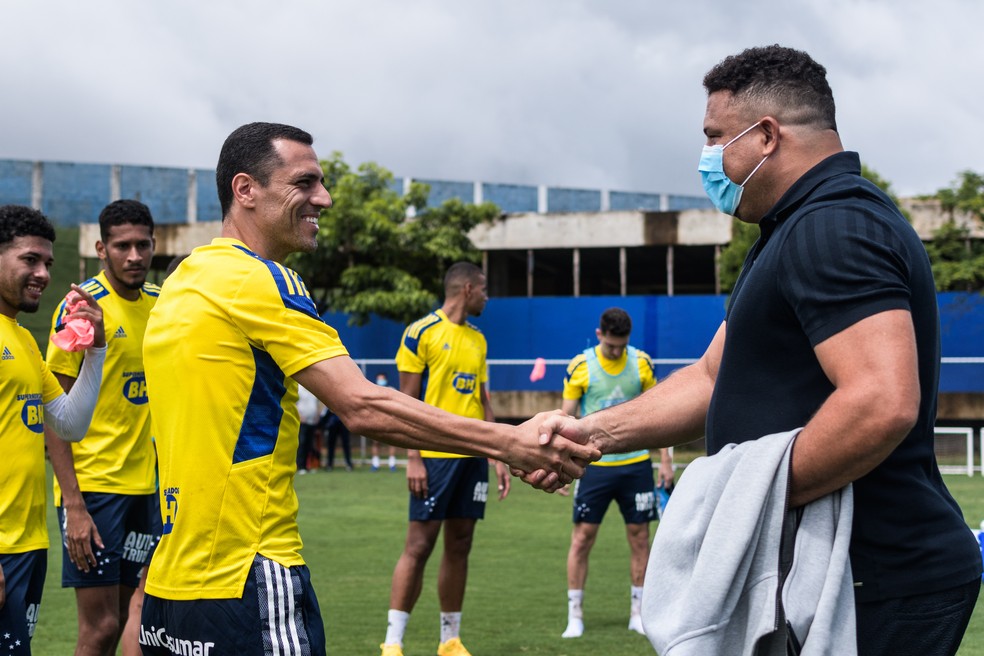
[530,45,981,655]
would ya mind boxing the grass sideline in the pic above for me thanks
[30,465,984,655]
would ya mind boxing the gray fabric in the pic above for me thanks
[641,429,856,656]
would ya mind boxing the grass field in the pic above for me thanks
[28,463,984,655]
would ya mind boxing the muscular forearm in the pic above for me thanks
[296,363,512,460]
[584,362,713,455]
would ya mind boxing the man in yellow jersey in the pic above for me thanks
[0,205,106,656]
[559,308,673,639]
[45,199,159,656]
[138,122,598,656]
[380,262,508,656]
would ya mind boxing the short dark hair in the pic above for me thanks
[216,122,314,218]
[98,199,154,242]
[0,205,56,249]
[599,307,632,337]
[444,261,484,294]
[703,45,837,132]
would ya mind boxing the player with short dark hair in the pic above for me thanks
[0,205,106,655]
[45,198,160,656]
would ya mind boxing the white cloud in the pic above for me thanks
[2,0,982,197]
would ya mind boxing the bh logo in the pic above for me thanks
[123,373,149,405]
[451,372,477,394]
[21,398,44,433]
[162,487,179,535]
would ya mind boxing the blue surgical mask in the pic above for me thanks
[698,122,769,216]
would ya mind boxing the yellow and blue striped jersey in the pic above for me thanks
[143,238,348,600]
[0,315,64,553]
[396,309,487,458]
[46,270,159,498]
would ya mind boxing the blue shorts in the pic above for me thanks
[140,555,325,656]
[572,459,656,525]
[409,458,489,522]
[0,550,47,654]
[58,491,159,588]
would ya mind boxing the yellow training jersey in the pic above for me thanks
[46,270,159,499]
[0,315,64,553]
[143,238,348,600]
[396,309,487,458]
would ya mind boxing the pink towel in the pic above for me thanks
[529,357,547,382]
[50,293,94,352]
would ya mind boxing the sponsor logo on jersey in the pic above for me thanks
[122,371,149,405]
[1,346,14,360]
[162,487,179,535]
[114,326,127,339]
[18,393,44,433]
[451,371,477,394]
[138,624,215,655]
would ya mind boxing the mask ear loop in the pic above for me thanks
[740,155,770,186]
[723,121,762,149]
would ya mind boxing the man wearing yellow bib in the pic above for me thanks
[560,308,673,639]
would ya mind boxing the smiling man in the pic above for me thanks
[138,122,598,656]
[45,199,160,656]
[0,205,106,656]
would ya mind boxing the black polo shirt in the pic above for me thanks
[706,151,981,601]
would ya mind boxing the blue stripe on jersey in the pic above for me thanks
[55,277,109,329]
[142,282,161,298]
[231,245,320,320]
[80,277,111,301]
[233,346,286,464]
[403,313,441,356]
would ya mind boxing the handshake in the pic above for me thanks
[506,410,601,493]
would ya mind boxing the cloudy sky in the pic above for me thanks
[2,0,981,198]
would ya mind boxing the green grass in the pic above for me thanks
[28,466,984,655]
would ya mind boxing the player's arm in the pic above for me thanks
[399,370,428,499]
[45,372,103,572]
[523,323,725,489]
[560,356,584,418]
[44,283,107,442]
[482,383,510,500]
[787,309,919,507]
[293,356,599,486]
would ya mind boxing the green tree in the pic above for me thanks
[937,170,984,221]
[928,170,984,291]
[718,218,759,293]
[287,153,499,325]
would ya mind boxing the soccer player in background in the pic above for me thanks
[380,262,509,656]
[559,308,673,639]
[45,199,160,656]
[0,205,106,655]
[138,122,597,656]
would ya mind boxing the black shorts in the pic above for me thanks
[408,458,489,522]
[58,491,159,588]
[140,554,326,655]
[572,459,656,525]
[0,549,47,654]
